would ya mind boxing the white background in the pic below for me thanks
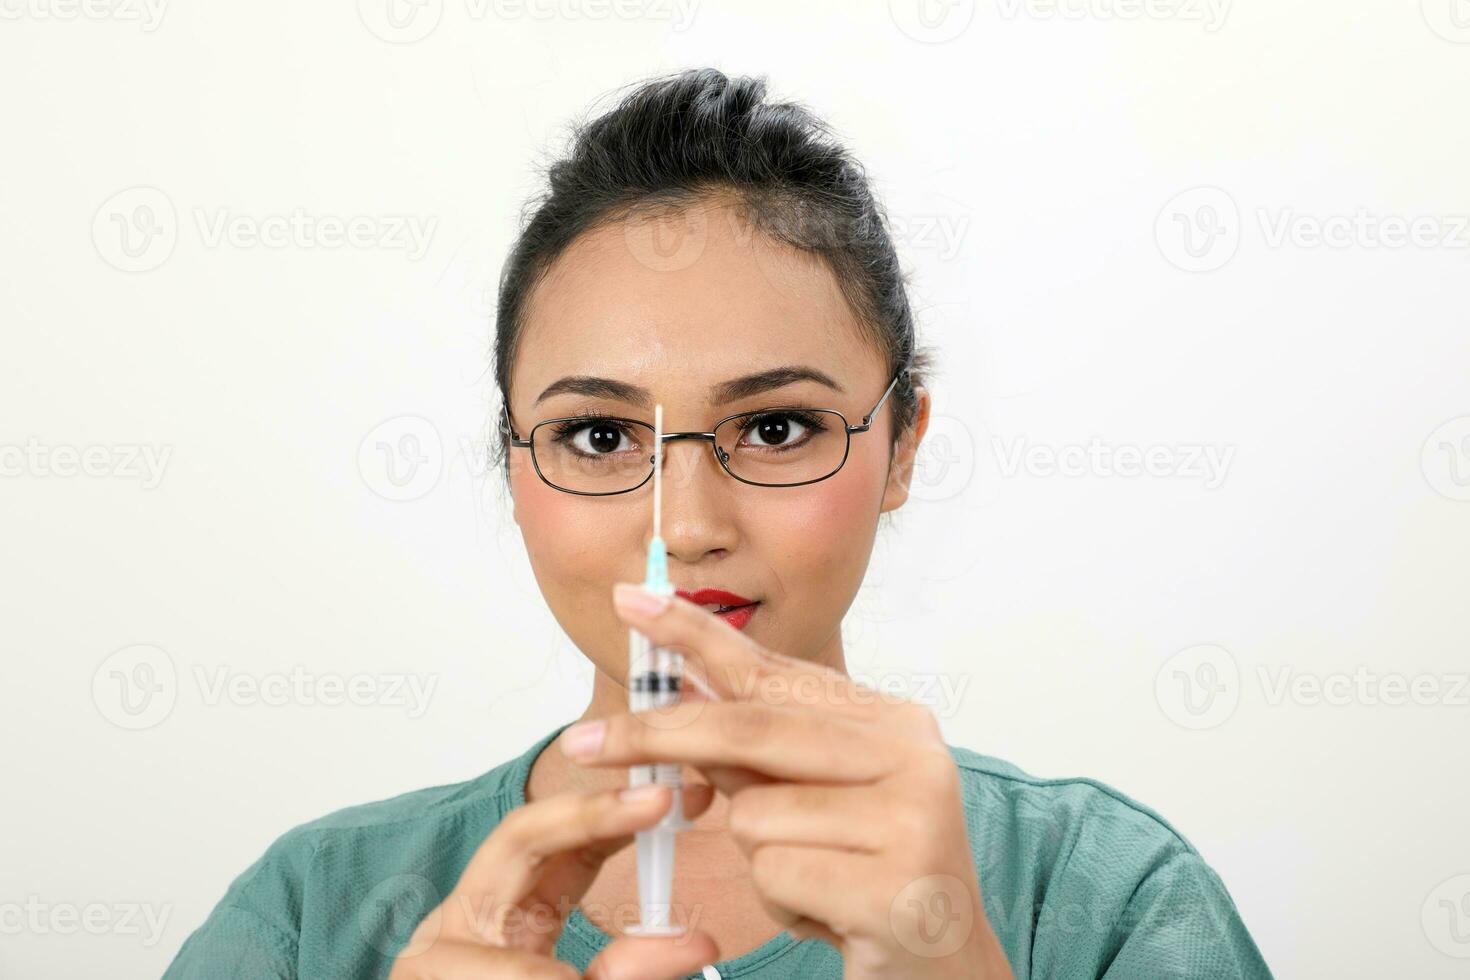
[3,1,1469,977]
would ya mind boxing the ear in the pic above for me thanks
[503,441,525,527]
[879,384,931,514]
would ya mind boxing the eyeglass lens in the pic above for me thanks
[529,409,850,493]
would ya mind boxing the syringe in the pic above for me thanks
[625,403,690,936]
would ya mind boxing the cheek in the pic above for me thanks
[510,468,646,674]
[751,448,885,608]
[512,470,627,596]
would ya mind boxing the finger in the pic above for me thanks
[726,783,898,855]
[454,784,684,927]
[746,845,885,941]
[679,780,718,820]
[786,917,844,948]
[613,583,887,717]
[585,932,721,980]
[562,703,896,783]
[482,784,718,955]
[451,785,714,953]
[525,783,715,910]
[697,763,772,799]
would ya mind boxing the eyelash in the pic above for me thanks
[546,410,633,444]
[545,408,832,442]
[732,410,830,438]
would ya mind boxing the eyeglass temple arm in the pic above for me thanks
[500,404,530,447]
[847,369,908,433]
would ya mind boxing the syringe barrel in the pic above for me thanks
[627,627,687,831]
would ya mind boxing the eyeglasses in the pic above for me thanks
[502,370,907,495]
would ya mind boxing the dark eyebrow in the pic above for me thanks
[710,366,845,405]
[534,365,844,409]
[535,376,652,407]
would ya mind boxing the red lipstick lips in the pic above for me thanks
[675,588,760,631]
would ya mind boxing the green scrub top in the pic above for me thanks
[163,724,1274,978]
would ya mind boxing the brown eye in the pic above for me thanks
[738,411,826,449]
[551,419,638,457]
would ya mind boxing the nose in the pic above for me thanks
[650,436,738,566]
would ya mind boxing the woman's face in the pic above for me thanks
[507,198,928,683]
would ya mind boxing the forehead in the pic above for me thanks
[511,199,880,408]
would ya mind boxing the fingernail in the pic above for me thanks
[561,720,606,760]
[618,784,663,804]
[614,583,670,619]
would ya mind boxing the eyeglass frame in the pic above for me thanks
[500,367,910,495]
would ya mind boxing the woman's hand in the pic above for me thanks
[388,781,719,980]
[558,583,1016,980]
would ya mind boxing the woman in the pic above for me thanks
[165,68,1273,979]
